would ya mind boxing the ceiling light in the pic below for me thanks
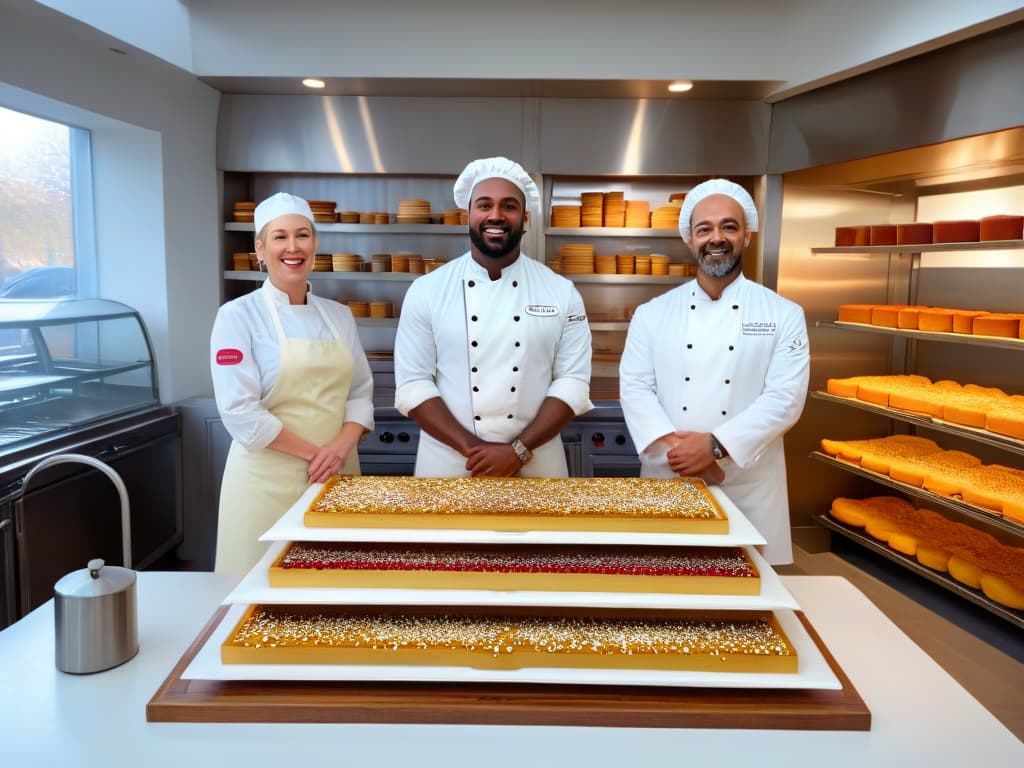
[302,78,326,89]
[668,80,693,93]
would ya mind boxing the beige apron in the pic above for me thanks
[215,291,359,574]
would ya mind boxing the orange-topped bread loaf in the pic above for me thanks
[951,310,988,334]
[870,305,906,328]
[869,225,898,246]
[269,542,762,595]
[917,308,955,333]
[835,225,870,247]
[827,495,1024,609]
[856,435,942,475]
[305,475,728,534]
[837,304,874,324]
[979,215,1024,241]
[972,313,1021,338]
[897,222,933,245]
[222,605,799,674]
[819,435,941,471]
[986,397,1024,440]
[897,306,933,329]
[932,220,980,244]
[887,377,948,417]
[941,385,1010,429]
[888,450,982,488]
[959,464,1024,514]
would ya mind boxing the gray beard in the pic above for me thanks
[697,247,742,278]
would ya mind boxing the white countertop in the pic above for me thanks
[0,573,1020,767]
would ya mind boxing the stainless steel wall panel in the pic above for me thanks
[776,185,900,528]
[768,22,1024,174]
[538,99,771,176]
[218,95,528,173]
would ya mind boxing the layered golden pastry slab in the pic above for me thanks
[221,605,797,673]
[305,475,728,534]
[269,542,760,595]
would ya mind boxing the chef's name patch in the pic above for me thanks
[566,313,587,323]
[742,321,777,336]
[525,305,559,317]
[216,348,244,365]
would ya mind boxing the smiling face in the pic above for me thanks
[254,213,317,303]
[690,194,749,279]
[467,177,527,262]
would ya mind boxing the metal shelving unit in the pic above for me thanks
[809,391,1024,456]
[816,513,1024,629]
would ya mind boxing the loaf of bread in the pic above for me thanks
[827,496,1024,609]
[897,223,933,245]
[979,215,1024,241]
[932,220,980,244]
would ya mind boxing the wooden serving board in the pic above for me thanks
[147,608,870,730]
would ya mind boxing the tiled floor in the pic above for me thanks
[777,545,1024,742]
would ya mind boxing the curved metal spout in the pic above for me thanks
[22,453,132,569]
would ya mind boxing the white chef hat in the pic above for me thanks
[453,156,541,215]
[254,192,315,237]
[678,179,758,242]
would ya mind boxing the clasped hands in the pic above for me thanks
[463,440,523,477]
[662,430,725,485]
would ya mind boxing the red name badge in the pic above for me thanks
[216,348,244,365]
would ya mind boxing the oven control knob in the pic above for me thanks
[592,432,605,448]
[397,432,411,443]
[615,434,627,446]
[380,432,395,444]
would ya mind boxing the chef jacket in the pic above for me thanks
[619,273,809,563]
[394,253,593,476]
[210,278,375,449]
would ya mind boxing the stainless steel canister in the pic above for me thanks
[54,558,138,674]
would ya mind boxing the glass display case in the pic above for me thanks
[0,298,158,452]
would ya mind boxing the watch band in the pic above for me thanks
[511,439,533,465]
[710,434,726,460]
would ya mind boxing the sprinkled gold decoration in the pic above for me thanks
[222,605,797,674]
[304,476,728,534]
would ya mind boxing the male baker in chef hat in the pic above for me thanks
[619,178,810,565]
[393,156,593,479]
[452,156,543,270]
[678,178,759,283]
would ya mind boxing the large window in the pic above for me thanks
[0,106,88,300]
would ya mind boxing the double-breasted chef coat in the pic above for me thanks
[210,279,374,574]
[619,273,810,564]
[394,253,593,477]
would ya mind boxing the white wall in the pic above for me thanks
[33,0,194,71]
[0,0,221,403]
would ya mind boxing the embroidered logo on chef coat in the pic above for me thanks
[215,348,244,365]
[742,321,777,336]
[526,305,559,317]
[566,313,587,323]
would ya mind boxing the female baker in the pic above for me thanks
[210,192,374,573]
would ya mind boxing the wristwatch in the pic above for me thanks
[709,434,726,460]
[511,439,533,466]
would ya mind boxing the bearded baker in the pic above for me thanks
[619,179,809,564]
[210,192,374,573]
[394,156,592,477]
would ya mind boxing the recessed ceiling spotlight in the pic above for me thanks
[668,80,694,93]
[302,78,326,89]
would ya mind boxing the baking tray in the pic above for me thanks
[260,482,767,547]
[225,541,799,611]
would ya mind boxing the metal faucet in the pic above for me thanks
[20,453,132,569]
